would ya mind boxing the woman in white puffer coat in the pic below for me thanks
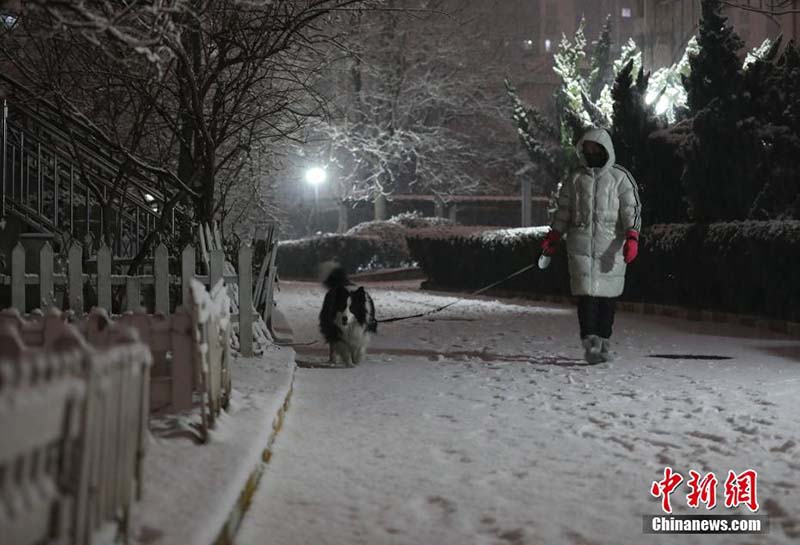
[540,127,642,364]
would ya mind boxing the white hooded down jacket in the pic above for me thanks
[551,128,642,298]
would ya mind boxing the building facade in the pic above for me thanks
[641,0,800,70]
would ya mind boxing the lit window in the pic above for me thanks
[621,7,632,18]
[545,39,552,52]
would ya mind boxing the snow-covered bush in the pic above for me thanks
[407,227,572,295]
[278,213,459,278]
[277,234,387,278]
[409,222,800,321]
[346,220,410,266]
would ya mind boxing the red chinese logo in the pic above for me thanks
[651,468,759,513]
[651,467,684,514]
[686,470,718,509]
[724,469,759,512]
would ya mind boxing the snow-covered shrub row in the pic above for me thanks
[630,221,800,320]
[407,226,571,295]
[409,221,800,321]
[277,213,456,278]
[277,234,387,278]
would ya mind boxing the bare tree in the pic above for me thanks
[2,0,382,254]
[315,0,522,219]
[0,0,186,68]
[722,0,800,17]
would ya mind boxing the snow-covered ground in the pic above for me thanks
[236,281,799,545]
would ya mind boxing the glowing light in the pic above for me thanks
[144,193,155,202]
[305,167,327,186]
[654,95,671,116]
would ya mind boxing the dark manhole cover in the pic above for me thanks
[649,354,732,361]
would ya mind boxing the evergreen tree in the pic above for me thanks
[747,39,800,219]
[505,79,568,193]
[611,59,652,174]
[588,16,614,102]
[683,0,744,113]
[553,18,592,145]
[609,59,689,223]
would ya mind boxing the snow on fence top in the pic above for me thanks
[189,278,232,440]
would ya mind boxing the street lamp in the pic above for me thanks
[305,167,327,232]
[305,167,327,187]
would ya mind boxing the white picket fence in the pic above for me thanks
[189,278,232,438]
[0,316,151,545]
[1,239,258,357]
[1,300,232,440]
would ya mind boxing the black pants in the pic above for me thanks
[577,296,616,339]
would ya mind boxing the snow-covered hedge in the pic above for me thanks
[278,213,457,278]
[408,222,800,321]
[277,234,387,278]
[407,226,572,295]
[346,220,410,266]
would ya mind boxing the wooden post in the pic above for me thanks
[198,225,209,267]
[11,242,25,311]
[154,243,169,315]
[170,310,194,411]
[125,277,140,311]
[264,240,279,328]
[521,178,532,228]
[39,241,54,309]
[97,242,112,313]
[68,242,82,313]
[209,249,224,289]
[181,245,195,308]
[252,227,273,311]
[238,245,253,357]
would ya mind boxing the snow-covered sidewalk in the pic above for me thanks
[236,281,799,545]
[129,344,296,545]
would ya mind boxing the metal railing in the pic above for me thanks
[0,76,187,258]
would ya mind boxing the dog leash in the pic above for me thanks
[269,261,541,348]
[377,262,538,324]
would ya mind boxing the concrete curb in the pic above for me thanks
[211,319,299,545]
[212,369,296,545]
[422,283,800,336]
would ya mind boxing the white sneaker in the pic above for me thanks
[582,335,604,365]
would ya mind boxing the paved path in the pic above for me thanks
[236,281,799,545]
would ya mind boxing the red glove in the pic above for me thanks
[623,230,639,264]
[541,230,562,256]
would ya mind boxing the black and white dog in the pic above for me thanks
[319,264,377,366]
